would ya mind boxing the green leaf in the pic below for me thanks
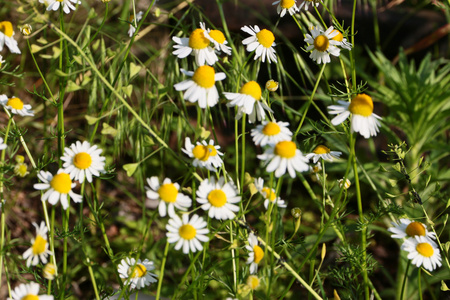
[101,123,117,137]
[129,62,142,79]
[31,44,42,53]
[122,85,133,98]
[37,37,48,45]
[55,69,68,77]
[441,280,450,291]
[73,55,83,65]
[92,39,100,51]
[52,46,61,59]
[66,80,81,92]
[123,163,139,177]
[85,115,99,125]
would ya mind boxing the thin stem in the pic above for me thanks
[399,260,410,300]
[418,268,423,300]
[155,241,169,300]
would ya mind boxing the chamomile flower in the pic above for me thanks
[298,0,321,10]
[265,79,279,92]
[0,137,6,150]
[272,0,299,17]
[258,140,309,178]
[331,29,352,50]
[0,95,34,116]
[8,282,53,300]
[328,94,382,139]
[118,257,158,290]
[22,221,52,267]
[128,11,144,37]
[254,177,287,210]
[61,141,106,183]
[401,236,442,272]
[166,213,209,254]
[338,178,351,189]
[196,177,241,220]
[241,25,277,63]
[146,177,192,217]
[304,26,341,64]
[172,28,218,66]
[39,0,80,14]
[33,169,82,210]
[43,263,56,280]
[200,22,231,55]
[0,21,21,54]
[224,81,273,124]
[305,145,342,163]
[246,233,264,274]
[251,120,292,146]
[182,137,224,172]
[174,66,226,109]
[246,275,261,290]
[388,219,436,241]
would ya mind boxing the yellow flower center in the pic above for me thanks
[262,122,281,136]
[43,263,56,279]
[274,141,296,158]
[192,65,215,89]
[50,173,72,194]
[405,222,426,237]
[416,242,434,258]
[256,29,275,48]
[179,224,196,240]
[208,29,226,44]
[261,187,276,202]
[192,145,212,161]
[158,183,178,203]
[265,80,279,92]
[313,35,330,52]
[253,245,264,263]
[22,295,39,300]
[7,97,24,110]
[73,152,92,170]
[331,29,344,42]
[32,235,47,255]
[207,189,227,207]
[247,275,260,290]
[0,21,14,38]
[348,94,373,117]
[313,145,330,155]
[15,164,28,177]
[129,263,147,278]
[240,81,262,101]
[188,28,210,50]
[57,0,64,2]
[281,0,296,8]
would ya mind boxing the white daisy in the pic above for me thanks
[388,218,436,241]
[224,81,273,124]
[172,28,218,66]
[254,177,287,210]
[265,79,279,92]
[0,95,34,116]
[8,282,53,300]
[128,11,144,37]
[401,236,442,272]
[0,21,21,54]
[298,0,321,10]
[22,221,52,268]
[182,137,224,172]
[304,26,341,64]
[272,0,299,17]
[166,213,209,254]
[39,0,80,14]
[241,25,277,64]
[305,145,342,163]
[257,140,309,178]
[251,120,292,146]
[174,66,226,109]
[337,178,351,189]
[118,257,158,290]
[43,263,56,280]
[328,93,382,139]
[196,177,241,220]
[33,169,82,210]
[145,176,192,217]
[331,29,352,50]
[60,141,106,183]
[245,233,264,274]
[200,22,231,55]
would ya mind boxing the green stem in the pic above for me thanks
[399,260,410,300]
[155,241,169,300]
[418,268,423,300]
[240,114,246,193]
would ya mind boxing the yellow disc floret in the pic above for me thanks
[22,295,39,300]
[265,80,279,92]
[274,141,296,158]
[262,122,281,136]
[314,35,330,52]
[262,187,276,201]
[331,29,344,42]
[313,145,330,155]
[0,21,14,38]
[348,94,374,117]
[405,222,426,237]
[208,189,227,207]
[50,173,72,194]
[73,152,92,170]
[179,224,196,240]
[158,183,178,203]
[281,0,296,8]
[129,263,147,278]
[253,245,264,263]
[256,29,275,48]
[189,28,210,49]
[206,145,217,157]
[192,145,210,161]
[192,65,216,88]
[7,97,24,110]
[32,235,47,255]
[247,275,260,290]
[208,30,226,44]
[240,81,262,101]
[416,242,434,258]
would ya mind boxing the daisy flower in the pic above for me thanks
[388,218,436,241]
[254,177,287,210]
[0,95,34,116]
[43,263,56,280]
[305,145,342,163]
[241,25,277,63]
[128,11,144,37]
[22,221,52,267]
[33,169,82,210]
[174,66,226,109]
[166,213,209,254]
[8,282,53,300]
[182,137,223,172]
[245,233,264,274]
[172,28,218,66]
[246,275,261,290]
[331,29,352,50]
[338,178,351,189]
[200,22,231,55]
[61,141,106,183]
[251,120,292,146]
[265,79,279,92]
[328,93,382,139]
[39,0,80,14]
[272,0,299,17]
[298,0,321,10]
[0,21,21,54]
[118,257,158,290]
[224,81,273,124]
[146,176,192,217]
[196,177,241,220]
[401,236,442,272]
[257,140,309,178]
[304,26,341,64]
